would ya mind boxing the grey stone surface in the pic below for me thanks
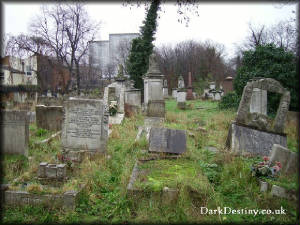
[236,78,290,134]
[146,100,165,118]
[177,91,186,103]
[271,185,287,198]
[269,144,298,174]
[38,162,48,178]
[260,180,269,192]
[227,123,287,156]
[61,98,109,158]
[57,164,67,178]
[250,88,267,115]
[172,89,178,99]
[149,127,186,154]
[0,110,29,156]
[3,188,81,210]
[45,164,57,178]
[144,117,164,127]
[36,105,63,131]
[143,54,164,109]
[125,89,141,108]
[37,96,63,106]
[178,76,185,89]
[27,111,36,123]
[163,87,169,98]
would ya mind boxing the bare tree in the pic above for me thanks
[29,2,100,94]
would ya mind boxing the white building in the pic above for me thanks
[89,33,139,77]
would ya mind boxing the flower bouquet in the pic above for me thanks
[250,156,282,178]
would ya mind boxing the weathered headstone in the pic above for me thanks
[227,78,290,156]
[250,88,267,115]
[226,122,287,157]
[143,53,164,111]
[61,98,109,161]
[178,75,185,89]
[149,127,186,154]
[36,105,63,131]
[172,88,178,99]
[177,91,186,110]
[0,110,29,156]
[269,144,298,174]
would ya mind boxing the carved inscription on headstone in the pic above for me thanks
[62,98,108,153]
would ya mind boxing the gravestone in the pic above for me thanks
[125,89,141,116]
[178,76,185,89]
[250,88,267,115]
[172,89,178,99]
[36,105,63,131]
[0,110,29,156]
[269,144,298,174]
[61,98,109,161]
[177,91,186,110]
[149,127,186,154]
[143,53,164,111]
[227,78,290,156]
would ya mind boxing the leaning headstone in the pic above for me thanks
[149,127,186,154]
[269,144,298,174]
[0,110,29,156]
[227,78,290,156]
[36,105,63,131]
[61,98,109,161]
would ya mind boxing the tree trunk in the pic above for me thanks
[76,62,80,96]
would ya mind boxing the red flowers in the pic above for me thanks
[263,156,269,162]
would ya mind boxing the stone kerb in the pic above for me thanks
[236,78,290,134]
[61,98,109,161]
[0,110,29,156]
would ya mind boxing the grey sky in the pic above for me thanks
[3,2,297,59]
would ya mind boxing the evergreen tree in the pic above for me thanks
[126,0,160,89]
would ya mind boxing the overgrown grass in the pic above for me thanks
[2,99,298,224]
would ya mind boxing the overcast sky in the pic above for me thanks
[2,2,298,59]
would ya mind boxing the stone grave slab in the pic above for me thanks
[149,127,186,154]
[226,122,287,157]
[0,110,29,156]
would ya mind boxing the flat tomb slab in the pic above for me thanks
[226,122,287,157]
[149,127,186,154]
[127,158,208,203]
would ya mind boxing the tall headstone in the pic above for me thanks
[0,110,29,156]
[143,53,164,115]
[61,98,109,161]
[186,72,194,100]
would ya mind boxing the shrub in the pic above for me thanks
[218,92,240,110]
[234,44,298,112]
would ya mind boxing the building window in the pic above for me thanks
[0,72,4,80]
[26,65,32,76]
